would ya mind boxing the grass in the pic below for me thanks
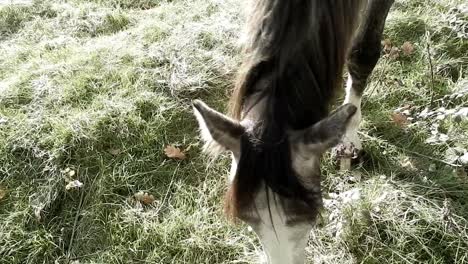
[0,0,467,263]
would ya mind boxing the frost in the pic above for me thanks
[455,107,468,119]
[459,153,468,165]
[426,133,449,144]
[445,147,466,163]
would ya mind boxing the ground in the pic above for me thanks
[0,0,467,263]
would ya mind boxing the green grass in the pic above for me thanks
[0,0,467,263]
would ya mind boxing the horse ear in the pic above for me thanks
[291,104,357,152]
[192,100,244,156]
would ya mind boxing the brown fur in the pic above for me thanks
[224,0,366,220]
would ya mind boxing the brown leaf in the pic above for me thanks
[0,186,7,200]
[164,145,186,160]
[389,47,400,59]
[382,38,392,53]
[134,191,155,205]
[108,148,121,156]
[401,41,415,56]
[391,112,409,127]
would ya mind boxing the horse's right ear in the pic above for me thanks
[291,104,357,153]
[192,100,245,156]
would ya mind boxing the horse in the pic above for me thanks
[193,0,394,263]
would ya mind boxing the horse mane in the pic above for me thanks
[225,0,364,220]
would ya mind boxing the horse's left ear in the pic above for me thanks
[192,100,245,156]
[291,104,357,152]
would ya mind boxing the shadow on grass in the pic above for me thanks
[360,119,468,214]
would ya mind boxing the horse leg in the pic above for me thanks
[337,0,394,170]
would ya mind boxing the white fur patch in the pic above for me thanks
[248,188,312,264]
[342,76,363,150]
[229,154,238,184]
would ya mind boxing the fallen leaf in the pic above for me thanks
[108,148,121,156]
[134,191,155,205]
[164,145,186,160]
[391,112,408,127]
[401,41,415,56]
[65,180,83,190]
[0,186,6,200]
[389,46,400,59]
[349,171,363,182]
[109,149,122,156]
[401,157,416,170]
[382,38,392,53]
[68,170,76,177]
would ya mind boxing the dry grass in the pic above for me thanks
[0,0,467,263]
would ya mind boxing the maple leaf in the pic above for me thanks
[391,112,408,127]
[401,41,415,56]
[164,145,186,160]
